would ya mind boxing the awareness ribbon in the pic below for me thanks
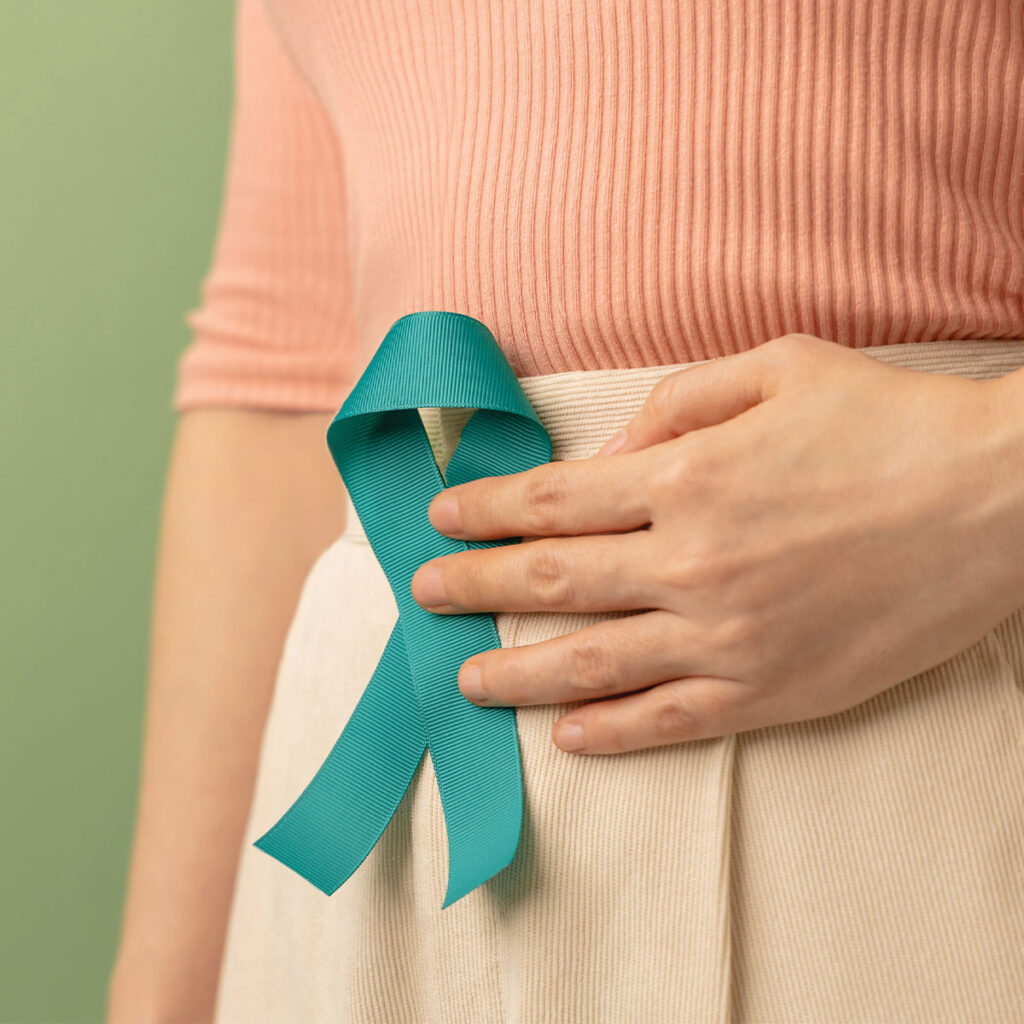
[254,311,553,908]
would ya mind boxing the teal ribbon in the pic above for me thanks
[254,311,552,908]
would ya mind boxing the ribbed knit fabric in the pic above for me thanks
[173,0,1024,413]
[215,339,1024,1023]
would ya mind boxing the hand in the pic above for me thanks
[410,335,1024,755]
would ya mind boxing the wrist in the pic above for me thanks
[978,370,1024,603]
[988,368,1024,483]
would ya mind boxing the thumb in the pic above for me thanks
[595,335,810,456]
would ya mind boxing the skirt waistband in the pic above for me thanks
[339,338,1024,545]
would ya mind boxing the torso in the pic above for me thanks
[261,0,1024,376]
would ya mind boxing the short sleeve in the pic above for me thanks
[172,0,356,412]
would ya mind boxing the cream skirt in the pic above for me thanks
[216,340,1024,1024]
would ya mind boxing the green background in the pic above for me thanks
[1,5,235,1021]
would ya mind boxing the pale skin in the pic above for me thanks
[410,334,1024,754]
[108,409,347,1024]
[110,335,1024,1021]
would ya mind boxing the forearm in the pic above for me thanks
[108,408,347,1024]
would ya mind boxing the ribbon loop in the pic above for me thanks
[254,312,552,907]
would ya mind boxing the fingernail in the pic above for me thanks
[596,429,627,457]
[555,720,586,751]
[411,564,447,607]
[429,491,462,535]
[459,662,487,704]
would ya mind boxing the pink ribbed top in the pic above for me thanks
[173,0,1024,413]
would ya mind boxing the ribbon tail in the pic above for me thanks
[254,622,426,894]
[434,702,523,908]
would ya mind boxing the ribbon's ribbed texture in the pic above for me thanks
[254,311,552,907]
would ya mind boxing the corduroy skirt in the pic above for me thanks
[215,339,1024,1024]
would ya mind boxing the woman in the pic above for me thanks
[109,1,1024,1021]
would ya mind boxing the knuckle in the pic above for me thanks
[646,454,683,504]
[658,535,734,591]
[709,613,757,651]
[521,466,568,536]
[655,543,700,589]
[768,332,815,356]
[525,545,574,610]
[653,689,702,741]
[647,439,703,503]
[762,333,825,375]
[698,682,745,722]
[568,634,613,693]
[647,374,682,425]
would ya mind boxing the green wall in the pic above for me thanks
[1,5,235,1021]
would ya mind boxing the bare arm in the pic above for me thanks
[107,408,348,1024]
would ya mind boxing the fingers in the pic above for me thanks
[410,531,659,614]
[457,610,707,706]
[594,335,828,456]
[550,676,757,754]
[595,357,762,456]
[427,448,659,540]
